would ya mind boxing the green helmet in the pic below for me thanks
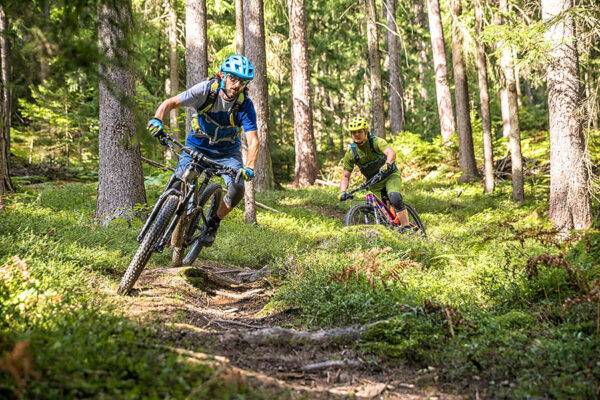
[347,116,369,132]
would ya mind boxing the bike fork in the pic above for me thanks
[154,187,196,253]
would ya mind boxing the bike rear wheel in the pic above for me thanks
[182,182,223,266]
[117,195,179,295]
[403,203,427,237]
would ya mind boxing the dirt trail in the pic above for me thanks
[120,262,466,399]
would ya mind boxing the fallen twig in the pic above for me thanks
[255,201,283,213]
[301,359,363,371]
[315,179,338,187]
[141,156,175,172]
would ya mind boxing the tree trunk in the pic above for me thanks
[185,0,208,133]
[0,5,13,209]
[236,0,257,224]
[96,0,146,224]
[168,0,179,142]
[427,0,455,145]
[450,0,478,180]
[235,0,244,55]
[585,71,599,131]
[523,77,534,105]
[386,0,404,135]
[497,0,524,202]
[543,0,592,229]
[474,0,494,194]
[365,0,385,138]
[289,0,318,187]
[414,1,429,102]
[244,0,275,191]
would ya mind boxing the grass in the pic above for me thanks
[0,183,269,399]
[1,142,600,398]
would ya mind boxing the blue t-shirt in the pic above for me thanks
[177,79,258,156]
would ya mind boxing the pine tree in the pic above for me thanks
[96,0,146,224]
[543,0,592,229]
[244,0,275,191]
[427,0,456,144]
[290,0,318,187]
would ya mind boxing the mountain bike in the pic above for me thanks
[117,133,241,295]
[344,174,426,237]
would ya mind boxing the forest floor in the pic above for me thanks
[118,261,467,400]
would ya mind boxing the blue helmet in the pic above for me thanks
[220,55,255,81]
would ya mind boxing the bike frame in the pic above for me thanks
[136,134,238,253]
[365,190,398,226]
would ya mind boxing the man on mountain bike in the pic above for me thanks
[146,54,258,246]
[338,116,413,232]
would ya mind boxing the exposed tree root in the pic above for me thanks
[234,320,388,346]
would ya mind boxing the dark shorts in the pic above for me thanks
[175,146,245,207]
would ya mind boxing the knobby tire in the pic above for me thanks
[344,202,426,237]
[117,195,179,295]
[345,204,378,226]
[403,203,427,237]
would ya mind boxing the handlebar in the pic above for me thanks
[347,173,384,197]
[158,133,241,181]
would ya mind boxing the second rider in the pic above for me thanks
[338,116,413,232]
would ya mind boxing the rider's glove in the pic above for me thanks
[338,191,352,201]
[240,167,254,181]
[379,162,393,176]
[147,118,165,138]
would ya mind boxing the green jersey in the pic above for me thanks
[343,135,389,179]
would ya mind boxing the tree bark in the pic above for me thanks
[497,0,524,202]
[289,0,318,187]
[543,0,592,230]
[414,0,429,102]
[365,0,385,138]
[427,0,455,145]
[386,0,404,135]
[168,0,179,141]
[474,0,494,194]
[236,0,257,224]
[0,5,12,208]
[96,0,146,223]
[244,0,275,191]
[450,0,478,180]
[185,0,208,133]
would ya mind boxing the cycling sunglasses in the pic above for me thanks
[227,74,250,86]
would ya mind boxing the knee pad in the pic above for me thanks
[224,181,245,208]
[388,192,405,211]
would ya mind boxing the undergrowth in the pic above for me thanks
[1,130,599,398]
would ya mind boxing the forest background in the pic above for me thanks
[1,0,600,398]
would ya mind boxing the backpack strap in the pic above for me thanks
[195,78,246,128]
[196,78,220,115]
[350,143,361,166]
[228,87,248,127]
[350,134,384,167]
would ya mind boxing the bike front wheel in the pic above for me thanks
[345,204,379,226]
[182,182,223,266]
[118,195,179,295]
